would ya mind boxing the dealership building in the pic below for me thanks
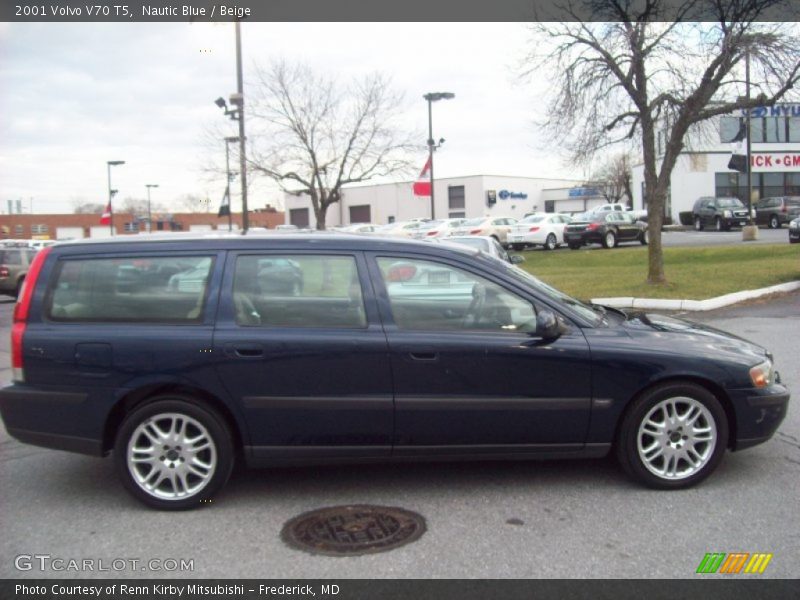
[631,102,800,221]
[281,174,612,228]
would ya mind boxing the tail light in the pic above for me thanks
[587,223,600,231]
[0,266,8,278]
[782,205,787,213]
[426,231,438,236]
[469,229,483,235]
[386,263,417,282]
[529,227,540,233]
[12,247,51,382]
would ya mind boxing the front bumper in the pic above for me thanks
[728,383,789,451]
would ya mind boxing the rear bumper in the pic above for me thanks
[729,383,789,451]
[0,385,105,456]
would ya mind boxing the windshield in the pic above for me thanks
[502,263,605,326]
[717,198,744,208]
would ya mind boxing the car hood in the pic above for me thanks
[618,310,768,363]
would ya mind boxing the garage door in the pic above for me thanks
[349,205,371,223]
[289,208,310,228]
[56,227,84,240]
[89,226,113,238]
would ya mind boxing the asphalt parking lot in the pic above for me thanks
[0,292,798,579]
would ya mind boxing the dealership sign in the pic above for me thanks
[750,153,800,171]
[740,104,800,117]
[498,189,528,200]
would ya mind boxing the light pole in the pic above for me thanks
[224,136,239,231]
[107,160,125,236]
[145,184,159,233]
[423,92,455,219]
[214,21,249,233]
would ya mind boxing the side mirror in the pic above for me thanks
[510,254,525,264]
[535,309,563,340]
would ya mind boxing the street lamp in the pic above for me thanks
[224,136,240,231]
[423,92,455,219]
[107,160,125,235]
[214,21,249,233]
[145,184,159,233]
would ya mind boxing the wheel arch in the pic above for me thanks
[103,383,246,459]
[613,375,738,450]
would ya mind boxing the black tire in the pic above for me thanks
[616,382,729,490]
[602,230,617,249]
[640,229,649,245]
[769,215,780,229]
[694,216,704,231]
[544,233,557,251]
[114,396,235,510]
[715,217,724,232]
[790,237,799,244]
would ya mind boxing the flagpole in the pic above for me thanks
[427,98,435,220]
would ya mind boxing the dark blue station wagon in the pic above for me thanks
[0,233,789,509]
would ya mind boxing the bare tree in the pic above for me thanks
[71,199,105,214]
[525,1,800,284]
[590,153,634,207]
[247,60,417,230]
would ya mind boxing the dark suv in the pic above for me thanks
[754,196,800,229]
[692,196,750,231]
[0,233,789,509]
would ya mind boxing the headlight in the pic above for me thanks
[723,210,732,218]
[791,221,799,229]
[749,360,774,388]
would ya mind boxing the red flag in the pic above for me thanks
[412,157,432,197]
[100,202,111,225]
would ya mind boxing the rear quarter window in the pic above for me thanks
[46,255,214,323]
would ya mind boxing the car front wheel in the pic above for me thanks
[769,215,780,229]
[694,216,704,231]
[114,397,235,510]
[616,382,728,489]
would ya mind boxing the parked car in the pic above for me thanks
[0,234,789,509]
[590,203,648,221]
[692,197,750,231]
[789,217,800,243]
[434,235,524,264]
[754,196,800,229]
[334,223,380,234]
[375,221,428,238]
[449,216,518,246]
[412,218,468,239]
[507,213,572,250]
[0,246,37,297]
[564,212,648,249]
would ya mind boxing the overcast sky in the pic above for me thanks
[0,22,581,215]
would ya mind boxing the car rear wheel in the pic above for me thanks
[602,230,617,249]
[114,397,234,510]
[616,382,728,489]
[769,215,780,229]
[640,229,649,245]
[694,216,704,231]
[544,233,557,251]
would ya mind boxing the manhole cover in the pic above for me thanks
[281,505,426,556]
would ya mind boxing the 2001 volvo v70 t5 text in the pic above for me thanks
[0,233,789,509]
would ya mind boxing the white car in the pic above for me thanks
[448,216,518,246]
[375,221,429,238]
[334,223,380,234]
[412,218,468,239]
[508,213,572,250]
[435,236,525,264]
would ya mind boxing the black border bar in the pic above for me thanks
[2,579,799,600]
[4,0,800,22]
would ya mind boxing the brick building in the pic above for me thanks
[0,208,285,240]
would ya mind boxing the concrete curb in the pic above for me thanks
[592,281,800,312]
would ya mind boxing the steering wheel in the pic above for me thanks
[463,283,487,328]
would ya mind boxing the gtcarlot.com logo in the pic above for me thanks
[14,554,194,573]
[696,552,773,574]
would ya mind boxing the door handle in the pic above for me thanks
[409,352,438,361]
[224,343,264,358]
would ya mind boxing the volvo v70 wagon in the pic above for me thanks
[0,233,789,509]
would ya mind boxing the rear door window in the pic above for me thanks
[47,255,214,322]
[232,254,366,328]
